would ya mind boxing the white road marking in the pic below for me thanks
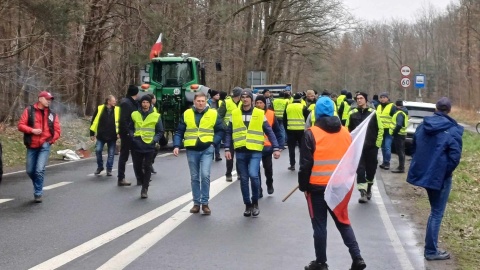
[29,172,237,270]
[0,199,14,204]
[97,175,236,269]
[43,182,73,190]
[372,182,415,270]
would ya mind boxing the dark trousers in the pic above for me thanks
[258,149,273,189]
[356,147,378,190]
[151,145,159,166]
[310,191,361,263]
[117,136,132,181]
[131,151,155,189]
[226,143,238,176]
[393,135,406,170]
[287,130,304,166]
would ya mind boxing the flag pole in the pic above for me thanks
[282,185,299,202]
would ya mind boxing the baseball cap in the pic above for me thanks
[38,91,54,100]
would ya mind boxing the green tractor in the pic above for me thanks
[141,53,209,143]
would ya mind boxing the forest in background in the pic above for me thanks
[0,0,478,123]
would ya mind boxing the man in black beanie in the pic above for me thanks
[130,94,164,198]
[117,85,139,186]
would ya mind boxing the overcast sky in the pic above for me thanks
[341,0,459,23]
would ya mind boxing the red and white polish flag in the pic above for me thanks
[325,112,375,225]
[149,33,163,59]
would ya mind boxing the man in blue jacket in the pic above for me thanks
[407,97,463,261]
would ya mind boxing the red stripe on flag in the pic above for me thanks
[332,182,354,225]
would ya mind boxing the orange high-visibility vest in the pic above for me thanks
[264,109,275,147]
[309,126,351,186]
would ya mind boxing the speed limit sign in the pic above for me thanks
[400,78,411,88]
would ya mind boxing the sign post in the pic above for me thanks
[414,74,426,101]
[400,65,411,100]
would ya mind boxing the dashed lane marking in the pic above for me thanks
[0,199,14,204]
[43,182,73,191]
[29,172,237,270]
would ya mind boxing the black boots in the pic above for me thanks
[367,183,373,200]
[304,261,328,270]
[243,204,252,217]
[252,203,260,216]
[141,187,148,199]
[350,257,366,270]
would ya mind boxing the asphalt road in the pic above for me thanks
[0,149,426,270]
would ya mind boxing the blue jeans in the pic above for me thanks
[95,139,116,171]
[424,177,452,256]
[26,142,51,196]
[236,151,262,205]
[310,190,361,263]
[381,132,392,165]
[186,146,214,205]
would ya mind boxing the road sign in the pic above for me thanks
[400,65,411,77]
[247,71,267,87]
[414,74,426,88]
[400,78,411,88]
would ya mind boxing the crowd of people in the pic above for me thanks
[5,85,462,270]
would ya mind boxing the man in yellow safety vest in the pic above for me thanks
[284,93,306,171]
[377,92,397,170]
[390,100,408,173]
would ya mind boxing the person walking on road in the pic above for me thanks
[147,93,160,175]
[390,100,408,173]
[284,93,306,171]
[117,85,139,186]
[254,95,284,197]
[223,87,243,181]
[272,91,288,144]
[377,92,397,170]
[298,96,366,270]
[173,92,224,215]
[346,92,383,203]
[224,89,281,217]
[18,91,61,203]
[90,95,119,176]
[207,89,226,161]
[407,97,463,261]
[129,95,164,198]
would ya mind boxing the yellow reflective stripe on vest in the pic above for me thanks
[377,103,393,127]
[90,105,120,134]
[132,111,160,144]
[224,99,242,125]
[273,99,287,119]
[286,103,305,130]
[183,108,217,147]
[231,108,264,151]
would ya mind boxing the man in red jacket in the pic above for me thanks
[18,91,61,203]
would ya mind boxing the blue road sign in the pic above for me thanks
[414,74,426,88]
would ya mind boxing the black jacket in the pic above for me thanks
[119,96,138,138]
[90,105,117,141]
[298,116,342,193]
[348,107,381,149]
[128,108,164,153]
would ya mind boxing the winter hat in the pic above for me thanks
[356,92,368,101]
[219,91,228,100]
[315,97,335,119]
[127,85,139,97]
[209,89,219,97]
[436,97,452,113]
[232,87,243,97]
[241,89,253,100]
[395,100,404,107]
[293,93,302,100]
[139,94,152,104]
[255,95,266,105]
[321,89,330,96]
[346,92,353,99]
[379,92,389,98]
[263,89,270,94]
[341,89,348,95]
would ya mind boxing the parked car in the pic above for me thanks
[403,101,436,155]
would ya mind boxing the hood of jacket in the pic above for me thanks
[423,112,457,135]
[316,116,342,133]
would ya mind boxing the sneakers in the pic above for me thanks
[190,205,200,213]
[379,164,390,170]
[391,167,405,173]
[201,204,211,215]
[34,195,43,203]
[106,171,113,176]
[118,179,131,186]
[225,174,233,182]
[267,185,274,195]
[366,184,373,200]
[358,189,368,203]
[140,188,148,198]
[243,205,253,217]
[304,260,328,270]
[425,250,450,261]
[94,168,104,175]
[252,203,260,217]
[350,257,366,270]
[287,165,295,171]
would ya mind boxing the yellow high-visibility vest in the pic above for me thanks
[389,111,408,136]
[90,105,120,134]
[183,108,217,147]
[377,103,394,128]
[286,103,305,130]
[273,99,288,119]
[231,107,264,151]
[131,111,160,144]
[224,99,242,125]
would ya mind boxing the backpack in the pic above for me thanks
[23,105,56,148]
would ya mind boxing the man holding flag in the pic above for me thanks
[298,97,366,270]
